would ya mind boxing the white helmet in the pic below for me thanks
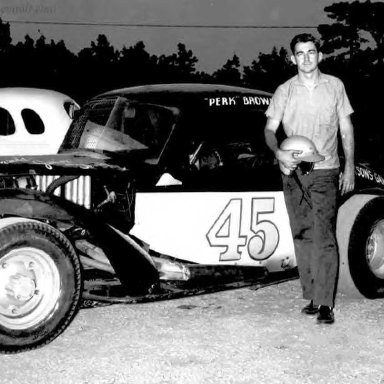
[280,135,325,163]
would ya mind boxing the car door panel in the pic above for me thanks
[130,190,295,272]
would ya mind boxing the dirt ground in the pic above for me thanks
[1,278,384,384]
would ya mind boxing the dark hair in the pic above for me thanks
[290,33,321,54]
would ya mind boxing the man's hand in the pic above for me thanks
[264,120,302,174]
[276,149,302,173]
[339,165,355,195]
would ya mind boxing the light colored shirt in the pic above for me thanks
[266,72,353,169]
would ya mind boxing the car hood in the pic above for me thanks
[0,150,133,174]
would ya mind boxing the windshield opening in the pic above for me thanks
[61,96,177,159]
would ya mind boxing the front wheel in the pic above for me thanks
[0,220,82,353]
[348,198,384,298]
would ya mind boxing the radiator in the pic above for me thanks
[35,175,92,209]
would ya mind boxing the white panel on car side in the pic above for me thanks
[130,191,295,272]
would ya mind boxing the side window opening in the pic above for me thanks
[200,109,274,169]
[21,109,45,135]
[0,107,16,136]
[121,105,168,150]
[183,108,280,191]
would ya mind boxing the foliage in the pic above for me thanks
[212,54,242,86]
[317,0,384,168]
[243,47,294,92]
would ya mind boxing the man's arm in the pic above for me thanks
[264,117,300,172]
[264,118,281,154]
[339,115,355,195]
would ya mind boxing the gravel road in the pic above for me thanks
[1,278,384,384]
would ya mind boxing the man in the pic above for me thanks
[264,33,355,324]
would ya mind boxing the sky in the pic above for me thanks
[0,0,358,73]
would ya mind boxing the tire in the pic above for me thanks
[348,197,384,298]
[0,220,82,353]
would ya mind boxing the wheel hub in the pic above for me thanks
[6,272,37,302]
[366,220,384,279]
[0,247,60,329]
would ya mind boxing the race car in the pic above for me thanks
[0,83,383,353]
[0,87,79,155]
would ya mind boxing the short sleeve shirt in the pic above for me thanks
[265,72,353,169]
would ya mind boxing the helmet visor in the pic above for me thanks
[297,152,325,162]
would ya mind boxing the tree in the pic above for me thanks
[0,18,13,87]
[318,2,365,59]
[156,43,199,82]
[212,54,242,86]
[318,0,384,64]
[317,1,384,168]
[118,41,158,86]
[4,35,37,87]
[243,47,293,92]
[0,18,11,53]
[78,34,119,65]
[77,34,120,99]
[173,43,198,77]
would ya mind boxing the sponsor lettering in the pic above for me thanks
[356,166,384,185]
[374,172,384,185]
[208,97,236,107]
[206,95,271,107]
[356,166,373,181]
[242,96,270,106]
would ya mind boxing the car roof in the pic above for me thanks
[98,83,272,97]
[91,83,272,108]
[0,87,78,106]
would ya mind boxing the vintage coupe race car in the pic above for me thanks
[0,87,79,155]
[0,83,383,353]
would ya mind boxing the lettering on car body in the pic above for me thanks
[242,96,271,106]
[206,95,271,108]
[208,97,237,107]
[356,165,384,186]
[206,197,279,262]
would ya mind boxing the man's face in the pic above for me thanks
[291,41,322,74]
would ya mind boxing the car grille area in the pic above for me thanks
[0,172,135,230]
[35,174,92,208]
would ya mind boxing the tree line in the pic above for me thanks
[0,0,383,167]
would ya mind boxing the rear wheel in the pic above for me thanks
[0,220,82,353]
[348,198,384,298]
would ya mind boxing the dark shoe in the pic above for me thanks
[301,301,319,315]
[317,306,335,324]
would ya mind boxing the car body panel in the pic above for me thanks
[0,87,79,155]
[131,190,295,272]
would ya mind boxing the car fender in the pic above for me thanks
[0,188,159,294]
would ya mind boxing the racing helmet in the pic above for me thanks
[280,135,325,163]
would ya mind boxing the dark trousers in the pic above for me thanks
[282,168,339,307]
